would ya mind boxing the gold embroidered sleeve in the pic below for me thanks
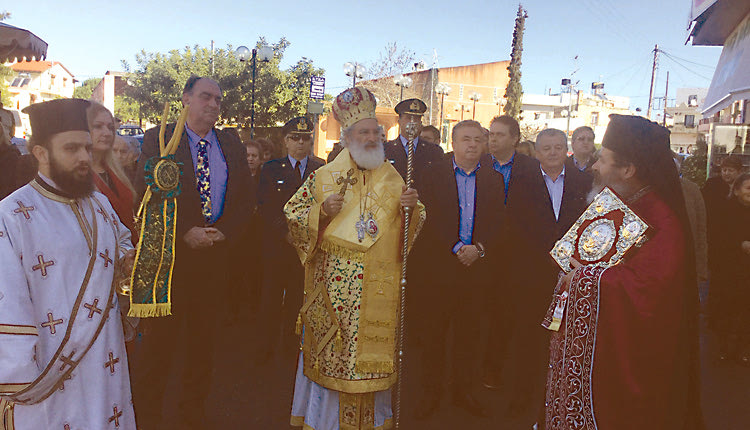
[284,171,322,265]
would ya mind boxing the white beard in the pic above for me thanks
[348,140,385,170]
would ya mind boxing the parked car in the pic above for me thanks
[117,125,144,146]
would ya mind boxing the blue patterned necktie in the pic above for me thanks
[196,139,212,222]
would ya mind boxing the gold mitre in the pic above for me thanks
[333,87,377,129]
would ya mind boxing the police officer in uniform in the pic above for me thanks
[384,98,445,189]
[256,116,326,361]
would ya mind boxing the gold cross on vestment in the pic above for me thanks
[58,373,72,391]
[368,265,395,296]
[41,312,63,334]
[104,351,120,374]
[96,207,109,223]
[84,299,102,319]
[13,201,34,220]
[59,350,76,372]
[109,405,123,427]
[336,168,358,196]
[99,249,113,268]
[32,254,54,277]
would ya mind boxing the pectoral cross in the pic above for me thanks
[336,168,358,196]
[355,214,366,242]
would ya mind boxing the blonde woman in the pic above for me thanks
[87,102,137,242]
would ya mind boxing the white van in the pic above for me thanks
[9,109,31,139]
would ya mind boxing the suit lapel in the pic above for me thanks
[533,169,556,225]
[175,129,195,187]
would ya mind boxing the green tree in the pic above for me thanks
[504,4,527,119]
[122,39,325,126]
[0,11,13,107]
[114,94,140,123]
[73,78,99,99]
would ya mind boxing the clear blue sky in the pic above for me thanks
[7,0,721,111]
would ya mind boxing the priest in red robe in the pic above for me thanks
[545,115,704,430]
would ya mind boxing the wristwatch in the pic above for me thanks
[476,242,486,258]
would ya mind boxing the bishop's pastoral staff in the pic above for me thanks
[0,99,136,429]
[286,87,424,430]
[544,115,704,430]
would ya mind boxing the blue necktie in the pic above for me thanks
[196,139,212,222]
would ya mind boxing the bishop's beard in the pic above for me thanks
[49,152,94,198]
[348,139,385,171]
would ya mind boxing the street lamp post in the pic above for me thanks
[435,82,451,133]
[394,74,413,102]
[343,62,366,88]
[469,92,481,120]
[494,97,507,115]
[561,78,576,139]
[235,45,274,138]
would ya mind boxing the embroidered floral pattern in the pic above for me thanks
[546,265,606,430]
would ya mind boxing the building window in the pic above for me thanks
[685,115,695,128]
[688,95,698,107]
[11,77,31,87]
[591,112,599,126]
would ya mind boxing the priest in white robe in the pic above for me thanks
[0,99,136,430]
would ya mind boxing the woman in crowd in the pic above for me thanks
[246,139,263,183]
[710,172,750,364]
[113,135,141,185]
[87,102,137,243]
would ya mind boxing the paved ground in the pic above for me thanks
[134,302,750,429]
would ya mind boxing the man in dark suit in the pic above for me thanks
[131,76,253,429]
[567,125,597,173]
[480,115,542,390]
[504,128,592,425]
[413,120,506,420]
[384,98,444,189]
[256,116,325,361]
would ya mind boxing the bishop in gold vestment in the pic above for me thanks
[287,87,424,430]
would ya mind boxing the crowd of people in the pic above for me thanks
[0,74,747,430]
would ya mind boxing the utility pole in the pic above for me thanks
[663,71,669,126]
[647,44,659,119]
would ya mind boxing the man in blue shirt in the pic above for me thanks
[412,120,506,421]
[132,76,254,429]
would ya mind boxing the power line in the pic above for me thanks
[659,51,713,81]
[657,49,715,69]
